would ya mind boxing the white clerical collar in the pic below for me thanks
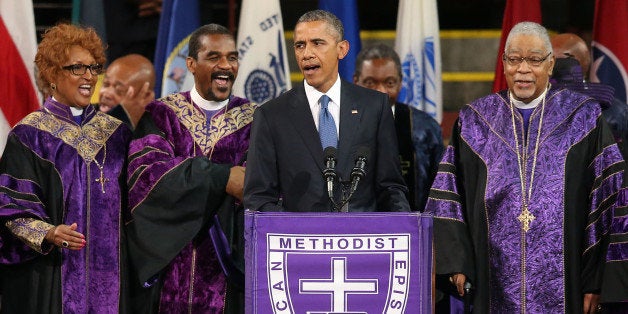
[70,106,84,116]
[509,86,549,109]
[190,85,228,111]
[304,74,342,107]
[52,96,84,116]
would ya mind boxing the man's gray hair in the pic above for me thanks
[505,21,553,55]
[296,10,344,42]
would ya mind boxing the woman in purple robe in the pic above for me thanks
[0,24,131,313]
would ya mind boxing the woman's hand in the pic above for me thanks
[45,223,86,250]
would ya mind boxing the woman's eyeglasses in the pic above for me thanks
[62,63,104,76]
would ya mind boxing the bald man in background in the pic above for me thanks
[551,33,591,77]
[98,53,156,129]
[550,33,628,157]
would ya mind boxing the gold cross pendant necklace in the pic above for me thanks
[509,90,547,232]
[93,144,108,193]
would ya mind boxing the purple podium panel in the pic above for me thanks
[245,211,432,314]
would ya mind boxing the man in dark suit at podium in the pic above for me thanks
[244,9,410,213]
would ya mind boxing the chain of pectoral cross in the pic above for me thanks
[509,92,547,232]
[92,145,108,194]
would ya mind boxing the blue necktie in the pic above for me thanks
[318,95,337,148]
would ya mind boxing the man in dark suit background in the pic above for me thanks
[353,44,443,212]
[244,9,410,213]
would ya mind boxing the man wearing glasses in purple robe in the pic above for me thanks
[427,22,626,313]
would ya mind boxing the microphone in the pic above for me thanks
[322,146,337,200]
[463,281,473,313]
[464,281,472,295]
[349,147,369,195]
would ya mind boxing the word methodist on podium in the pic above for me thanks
[244,211,433,313]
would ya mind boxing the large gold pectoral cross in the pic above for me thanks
[517,206,535,232]
[95,169,108,194]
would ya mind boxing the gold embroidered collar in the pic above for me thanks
[18,100,121,162]
[161,93,255,155]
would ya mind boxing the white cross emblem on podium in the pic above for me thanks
[299,257,378,313]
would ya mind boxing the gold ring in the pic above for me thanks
[61,241,69,248]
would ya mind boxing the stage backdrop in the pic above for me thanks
[245,211,432,313]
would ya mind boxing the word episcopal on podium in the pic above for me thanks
[244,211,432,313]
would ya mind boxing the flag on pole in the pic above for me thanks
[491,0,542,92]
[232,0,291,104]
[153,0,200,98]
[0,0,41,155]
[318,0,361,82]
[590,0,628,104]
[394,0,442,123]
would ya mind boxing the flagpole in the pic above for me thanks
[228,0,236,34]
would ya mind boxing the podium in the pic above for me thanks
[245,211,432,313]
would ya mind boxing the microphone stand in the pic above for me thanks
[335,152,367,212]
[322,147,369,212]
[334,180,353,212]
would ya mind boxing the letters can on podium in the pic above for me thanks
[245,211,432,313]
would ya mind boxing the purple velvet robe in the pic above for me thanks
[427,87,626,312]
[0,98,131,313]
[126,92,255,313]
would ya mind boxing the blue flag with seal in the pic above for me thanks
[153,0,199,98]
[318,0,361,82]
[232,0,291,104]
[394,0,442,123]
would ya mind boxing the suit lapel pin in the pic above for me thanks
[351,109,358,114]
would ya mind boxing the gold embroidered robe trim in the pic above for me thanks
[5,218,54,253]
[18,111,122,162]
[162,94,256,155]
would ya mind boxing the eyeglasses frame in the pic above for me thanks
[62,63,104,76]
[502,52,553,67]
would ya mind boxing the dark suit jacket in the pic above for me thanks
[106,104,133,130]
[243,80,410,212]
